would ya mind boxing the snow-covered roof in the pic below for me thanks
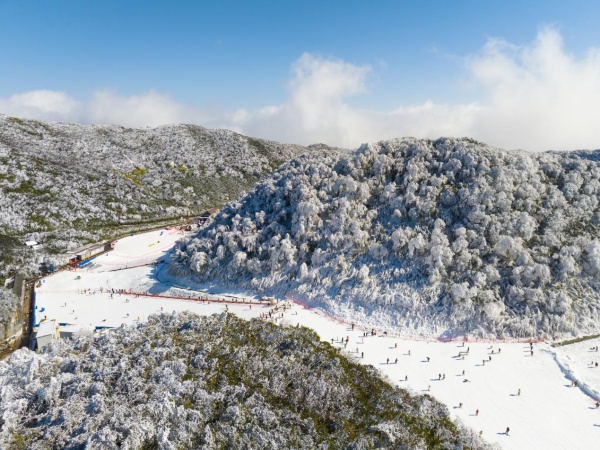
[68,242,106,256]
[24,240,38,247]
[37,320,58,338]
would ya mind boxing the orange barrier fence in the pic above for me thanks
[123,290,265,306]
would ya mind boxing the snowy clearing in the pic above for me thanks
[34,229,600,449]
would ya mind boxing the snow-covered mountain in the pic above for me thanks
[171,137,600,338]
[0,114,331,280]
[0,312,486,449]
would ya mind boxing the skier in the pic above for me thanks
[387,358,390,364]
[459,402,462,408]
[426,356,430,362]
[439,373,441,380]
[489,355,492,361]
[443,374,445,380]
[395,358,398,364]
[462,369,465,376]
[405,375,408,381]
[475,409,479,416]
[506,427,510,436]
[361,352,364,358]
[517,388,521,396]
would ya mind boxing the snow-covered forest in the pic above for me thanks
[0,288,18,327]
[171,138,600,337]
[0,114,327,282]
[0,312,485,449]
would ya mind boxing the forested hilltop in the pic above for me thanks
[0,114,328,281]
[0,312,486,449]
[171,138,600,338]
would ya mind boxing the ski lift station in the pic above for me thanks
[67,241,114,267]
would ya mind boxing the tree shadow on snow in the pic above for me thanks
[146,262,173,295]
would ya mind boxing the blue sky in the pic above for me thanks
[2,0,600,150]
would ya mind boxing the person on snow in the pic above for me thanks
[506,427,510,436]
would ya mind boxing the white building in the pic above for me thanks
[35,319,59,351]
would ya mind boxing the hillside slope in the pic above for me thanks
[0,114,327,280]
[170,138,600,337]
[0,312,486,449]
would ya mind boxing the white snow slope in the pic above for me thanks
[33,229,600,449]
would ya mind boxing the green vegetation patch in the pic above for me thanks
[122,167,147,186]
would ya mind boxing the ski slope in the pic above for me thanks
[34,229,600,449]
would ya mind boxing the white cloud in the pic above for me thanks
[86,90,203,128]
[2,28,600,151]
[226,53,374,146]
[0,90,81,122]
[226,53,479,148]
[230,29,600,151]
[0,89,209,129]
[466,27,600,150]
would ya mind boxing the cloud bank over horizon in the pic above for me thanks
[2,28,599,152]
